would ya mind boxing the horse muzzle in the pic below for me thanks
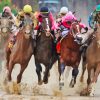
[25,30,31,34]
[45,30,51,37]
[25,30,31,39]
[74,35,83,44]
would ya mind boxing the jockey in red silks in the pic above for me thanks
[56,7,88,54]
[33,6,56,40]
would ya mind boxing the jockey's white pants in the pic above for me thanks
[61,29,69,37]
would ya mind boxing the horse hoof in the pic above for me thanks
[69,79,74,88]
[59,86,62,90]
[59,82,64,87]
[59,82,64,90]
[38,81,43,85]
[90,92,94,96]
[43,80,48,84]
[80,88,90,96]
[80,92,87,96]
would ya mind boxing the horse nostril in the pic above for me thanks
[25,30,30,34]
[77,37,82,41]
[74,36,83,44]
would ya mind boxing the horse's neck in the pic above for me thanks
[17,31,31,48]
[67,31,74,40]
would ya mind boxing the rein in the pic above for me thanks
[70,22,80,38]
[39,17,53,38]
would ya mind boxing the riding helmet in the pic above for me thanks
[40,7,49,14]
[96,4,100,12]
[23,4,32,13]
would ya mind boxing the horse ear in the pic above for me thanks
[72,11,75,15]
[78,18,81,23]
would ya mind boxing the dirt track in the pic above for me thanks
[0,55,100,100]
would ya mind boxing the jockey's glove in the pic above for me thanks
[94,27,97,31]
[84,27,88,32]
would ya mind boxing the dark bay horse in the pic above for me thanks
[80,23,100,96]
[34,16,58,85]
[58,21,82,89]
[6,17,34,83]
[0,17,14,67]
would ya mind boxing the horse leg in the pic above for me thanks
[58,58,61,80]
[59,58,65,90]
[17,63,28,83]
[6,48,11,70]
[69,67,79,88]
[80,66,92,96]
[8,60,14,81]
[80,60,87,82]
[43,64,51,84]
[89,63,100,96]
[35,61,42,85]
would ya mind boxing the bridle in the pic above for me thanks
[70,21,81,38]
[40,17,53,37]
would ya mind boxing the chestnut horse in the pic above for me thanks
[80,23,100,96]
[34,16,58,85]
[58,21,82,89]
[6,17,34,83]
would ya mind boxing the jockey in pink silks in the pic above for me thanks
[57,10,88,37]
[54,7,88,39]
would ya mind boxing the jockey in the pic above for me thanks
[88,4,100,31]
[33,6,56,40]
[57,7,88,37]
[60,6,68,17]
[8,4,36,48]
[56,7,88,54]
[1,6,16,20]
[16,4,34,27]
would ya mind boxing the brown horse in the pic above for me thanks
[0,17,14,67]
[34,16,58,85]
[58,21,82,90]
[6,17,34,83]
[80,23,100,96]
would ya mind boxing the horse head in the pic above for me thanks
[70,21,81,36]
[0,17,14,37]
[21,16,33,39]
[70,20,83,44]
[40,16,52,37]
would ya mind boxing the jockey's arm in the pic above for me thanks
[15,11,24,27]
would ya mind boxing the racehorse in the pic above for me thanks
[0,17,14,67]
[34,16,58,85]
[57,21,82,89]
[80,23,100,96]
[6,17,34,83]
